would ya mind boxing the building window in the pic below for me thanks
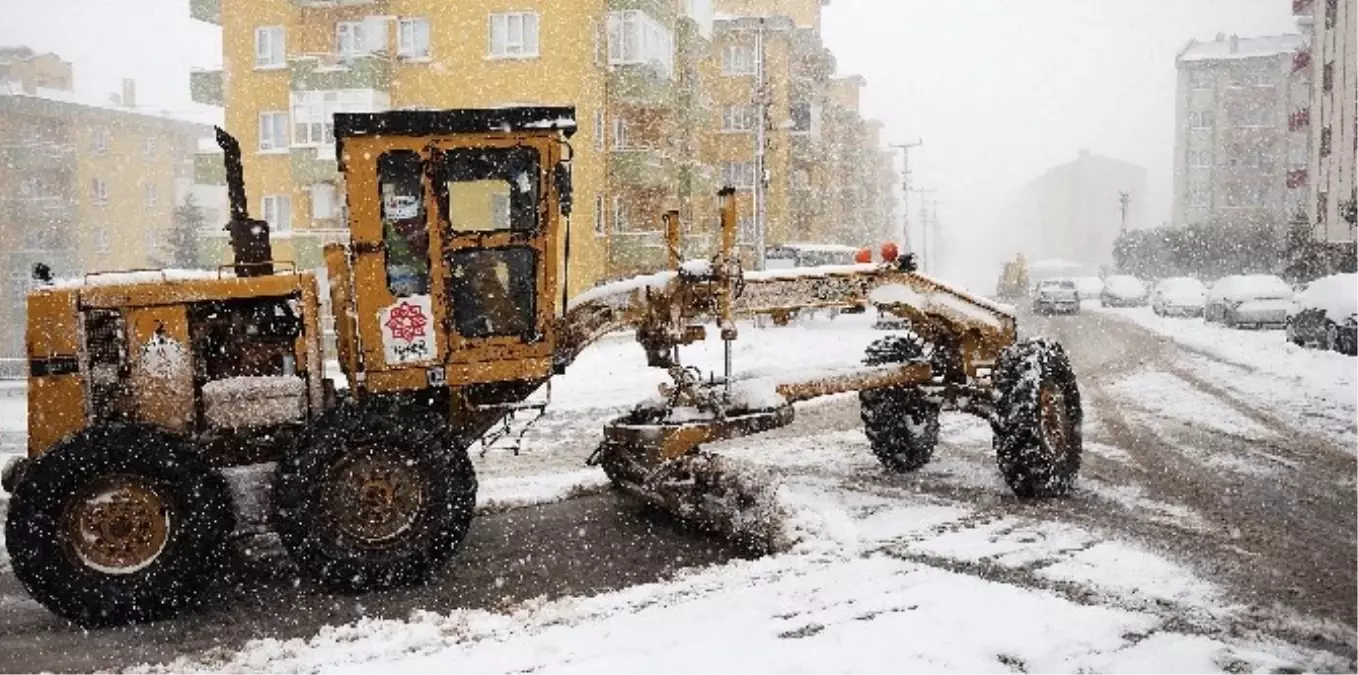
[398,17,431,59]
[337,19,388,57]
[92,227,111,254]
[722,105,755,132]
[612,196,628,232]
[594,194,605,234]
[612,116,630,148]
[146,230,160,259]
[737,217,755,243]
[1326,0,1337,28]
[607,10,675,78]
[1318,191,1328,223]
[791,169,809,190]
[790,102,812,133]
[291,90,384,148]
[255,26,285,68]
[145,183,158,208]
[722,44,756,75]
[259,111,289,151]
[1189,69,1213,90]
[722,161,755,189]
[1320,126,1332,157]
[594,110,605,151]
[1188,110,1214,129]
[311,183,338,220]
[1322,61,1334,92]
[488,12,540,58]
[90,178,108,205]
[262,195,292,233]
[91,129,109,153]
[142,137,156,157]
[593,19,606,67]
[1189,150,1212,168]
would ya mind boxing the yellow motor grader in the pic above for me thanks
[4,106,1083,627]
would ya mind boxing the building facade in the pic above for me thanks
[1014,150,1149,267]
[0,48,210,362]
[1171,33,1311,229]
[189,0,894,283]
[1296,0,1356,243]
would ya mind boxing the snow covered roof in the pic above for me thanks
[1178,34,1305,63]
[0,81,220,128]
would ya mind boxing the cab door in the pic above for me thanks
[431,137,559,380]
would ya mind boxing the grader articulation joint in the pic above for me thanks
[5,106,1083,628]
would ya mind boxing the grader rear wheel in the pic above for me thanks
[4,425,235,627]
[990,338,1083,498]
[273,401,477,592]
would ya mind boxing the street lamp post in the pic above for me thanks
[1118,191,1131,234]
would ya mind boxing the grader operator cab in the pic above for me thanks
[5,106,1084,628]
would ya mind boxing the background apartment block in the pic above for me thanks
[189,0,895,285]
[0,47,210,365]
[1171,33,1311,229]
[1013,150,1149,268]
[1295,0,1356,243]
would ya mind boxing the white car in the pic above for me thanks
[1287,273,1357,354]
[1204,274,1293,328]
[1100,275,1148,307]
[1071,276,1104,302]
[1150,277,1206,317]
[1032,279,1080,315]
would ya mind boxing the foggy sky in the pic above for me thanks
[1,0,1300,290]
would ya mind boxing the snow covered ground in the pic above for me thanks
[1092,306,1357,449]
[126,312,1351,674]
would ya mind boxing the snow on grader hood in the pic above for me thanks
[6,107,1084,628]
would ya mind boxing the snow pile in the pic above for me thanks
[1292,272,1357,321]
[679,258,713,276]
[868,283,925,307]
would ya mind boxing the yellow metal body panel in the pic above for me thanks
[324,243,360,392]
[26,290,86,456]
[27,375,85,457]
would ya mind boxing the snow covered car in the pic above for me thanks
[1286,272,1357,355]
[1099,275,1148,307]
[1071,276,1104,302]
[1204,274,1293,328]
[1150,277,1206,317]
[1031,279,1080,315]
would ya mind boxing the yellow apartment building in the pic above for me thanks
[0,48,209,365]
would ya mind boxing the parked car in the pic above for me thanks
[1100,275,1148,307]
[1150,277,1206,317]
[1071,276,1104,303]
[1204,274,1293,328]
[1032,278,1080,315]
[1286,272,1357,355]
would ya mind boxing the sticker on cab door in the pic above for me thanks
[380,295,437,365]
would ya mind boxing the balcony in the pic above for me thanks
[1289,107,1311,131]
[608,230,668,276]
[291,146,341,184]
[677,162,717,199]
[290,53,391,92]
[609,0,676,22]
[190,68,223,106]
[189,0,219,24]
[1293,0,1314,15]
[609,149,676,190]
[0,141,75,173]
[608,64,675,107]
[1292,49,1312,73]
[194,151,225,185]
[1287,168,1308,189]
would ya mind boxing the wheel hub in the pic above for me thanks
[62,475,170,574]
[326,455,425,548]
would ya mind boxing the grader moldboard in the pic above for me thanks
[4,107,1083,627]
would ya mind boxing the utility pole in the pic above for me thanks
[1118,191,1131,233]
[752,18,770,270]
[891,140,923,251]
[912,187,935,272]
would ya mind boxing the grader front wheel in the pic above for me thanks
[4,425,236,627]
[990,338,1083,498]
[273,403,477,592]
[860,334,941,472]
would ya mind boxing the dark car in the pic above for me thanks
[1032,279,1080,315]
[1286,273,1357,355]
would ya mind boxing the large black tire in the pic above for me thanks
[990,338,1083,498]
[4,425,235,627]
[860,334,941,472]
[272,400,477,592]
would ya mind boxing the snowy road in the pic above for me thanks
[0,308,1353,672]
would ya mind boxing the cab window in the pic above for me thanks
[378,150,429,297]
[439,146,540,234]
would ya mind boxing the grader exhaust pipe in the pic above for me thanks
[215,126,274,277]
